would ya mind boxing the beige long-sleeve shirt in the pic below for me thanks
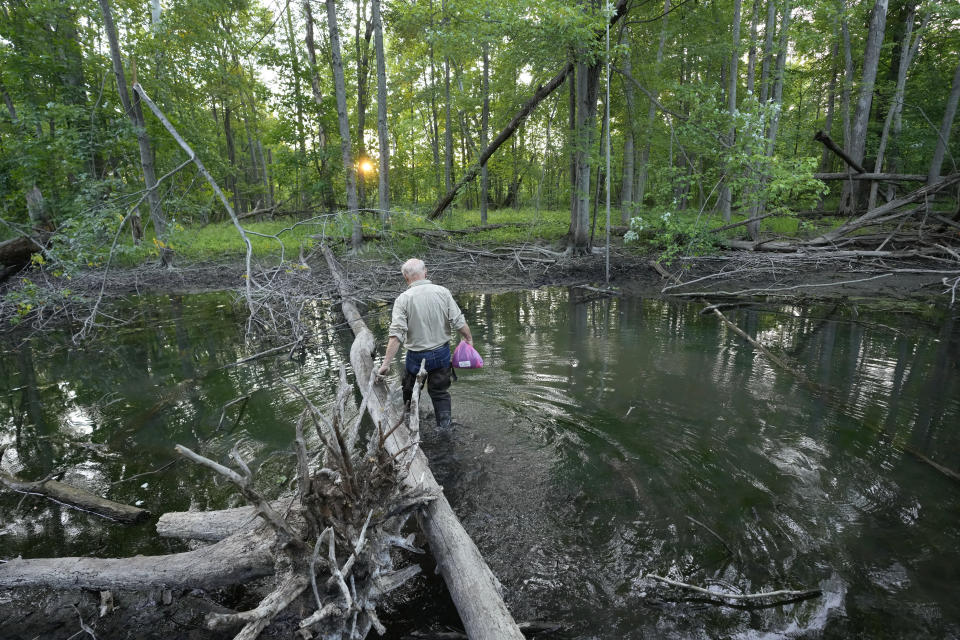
[388,279,466,351]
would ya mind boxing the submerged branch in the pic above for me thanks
[646,574,822,604]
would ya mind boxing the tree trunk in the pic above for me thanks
[746,0,760,95]
[841,11,853,152]
[480,35,490,225]
[868,9,926,209]
[620,39,635,225]
[928,58,960,185]
[283,4,306,210]
[537,98,555,213]
[0,472,150,524]
[819,29,840,172]
[429,63,441,195]
[0,79,17,123]
[719,0,742,223]
[97,0,165,238]
[764,0,792,155]
[224,103,240,215]
[302,0,330,197]
[569,55,600,254]
[840,0,888,215]
[569,68,577,229]
[0,528,275,591]
[748,0,792,235]
[372,0,390,218]
[635,0,670,212]
[355,4,373,210]
[325,0,362,250]
[444,56,454,196]
[758,0,777,104]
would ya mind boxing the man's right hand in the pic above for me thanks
[377,362,390,377]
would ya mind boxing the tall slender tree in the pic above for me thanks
[97,0,165,242]
[324,0,362,249]
[372,0,390,218]
[841,0,888,214]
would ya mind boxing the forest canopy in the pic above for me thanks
[1,0,959,262]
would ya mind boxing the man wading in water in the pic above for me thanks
[377,258,473,430]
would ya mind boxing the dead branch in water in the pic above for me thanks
[706,306,808,377]
[0,446,149,523]
[646,574,821,605]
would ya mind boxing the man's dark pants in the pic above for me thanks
[402,344,453,424]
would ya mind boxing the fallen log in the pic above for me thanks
[156,501,290,541]
[808,172,960,244]
[646,574,821,605]
[0,232,48,268]
[0,527,276,591]
[321,245,526,640]
[0,461,150,524]
[813,131,866,174]
[813,172,927,181]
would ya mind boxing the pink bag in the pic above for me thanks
[453,341,484,369]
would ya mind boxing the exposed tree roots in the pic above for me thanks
[1,369,436,640]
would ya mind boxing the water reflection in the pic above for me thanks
[0,290,958,638]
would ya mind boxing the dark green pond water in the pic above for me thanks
[1,289,958,638]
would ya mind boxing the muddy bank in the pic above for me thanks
[0,248,956,337]
[5,249,957,301]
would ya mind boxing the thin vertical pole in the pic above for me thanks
[605,1,612,284]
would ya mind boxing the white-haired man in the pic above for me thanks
[377,258,473,430]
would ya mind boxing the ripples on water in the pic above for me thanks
[1,290,958,638]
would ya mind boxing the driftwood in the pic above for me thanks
[646,574,821,605]
[809,172,960,245]
[813,131,866,174]
[0,472,150,524]
[0,446,149,524]
[321,245,526,640]
[156,501,288,541]
[404,622,565,639]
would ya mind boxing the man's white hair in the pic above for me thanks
[401,258,426,279]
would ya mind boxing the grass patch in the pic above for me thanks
[112,207,579,266]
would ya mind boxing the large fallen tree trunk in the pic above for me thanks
[156,501,287,541]
[0,528,276,591]
[321,245,526,640]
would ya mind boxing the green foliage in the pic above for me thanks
[624,208,720,265]
[4,277,81,326]
[0,0,957,274]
